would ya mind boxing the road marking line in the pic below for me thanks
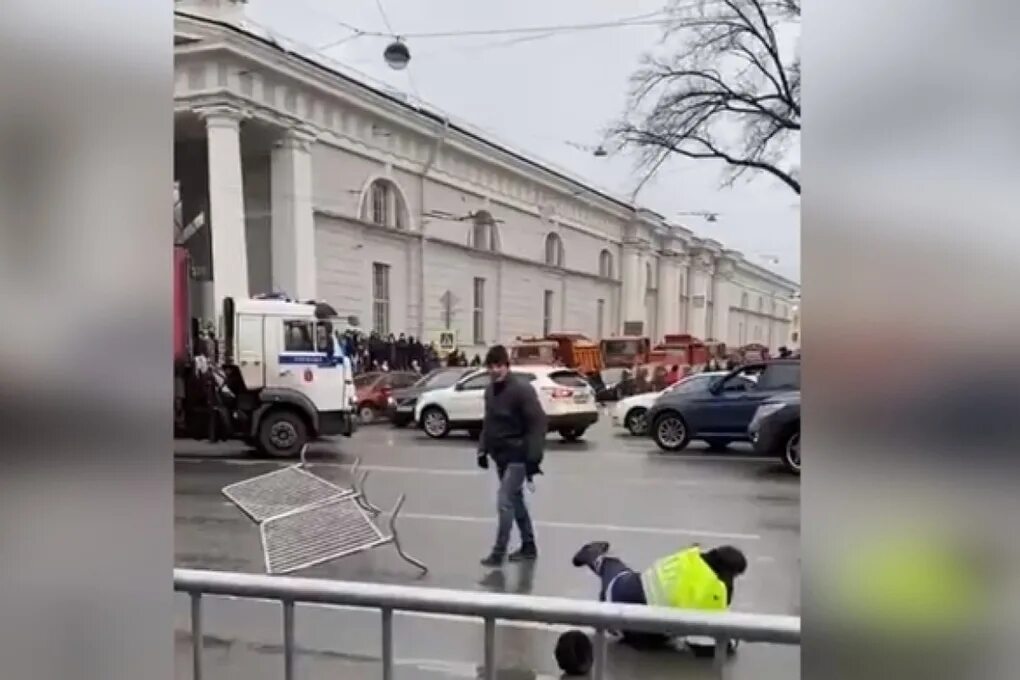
[175,458,793,492]
[397,511,761,541]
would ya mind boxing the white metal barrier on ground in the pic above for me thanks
[175,568,800,680]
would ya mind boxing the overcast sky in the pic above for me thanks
[246,0,801,282]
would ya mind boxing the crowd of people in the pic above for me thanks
[338,330,483,375]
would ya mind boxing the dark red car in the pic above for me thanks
[354,371,419,424]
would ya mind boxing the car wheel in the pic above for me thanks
[358,404,377,424]
[559,428,586,442]
[421,406,450,439]
[257,409,308,458]
[704,438,731,452]
[652,412,690,452]
[624,408,648,436]
[782,429,801,475]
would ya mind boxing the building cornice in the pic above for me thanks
[174,12,637,228]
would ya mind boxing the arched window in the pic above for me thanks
[544,232,564,267]
[470,211,500,252]
[598,249,613,278]
[360,178,408,230]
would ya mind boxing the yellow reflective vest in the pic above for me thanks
[640,547,728,610]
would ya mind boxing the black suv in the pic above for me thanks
[749,391,800,474]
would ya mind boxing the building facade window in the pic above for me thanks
[599,249,613,278]
[543,290,554,335]
[645,262,655,291]
[362,178,408,229]
[741,292,749,308]
[758,296,765,312]
[544,232,564,267]
[471,211,500,251]
[473,277,485,345]
[597,298,605,337]
[372,262,390,335]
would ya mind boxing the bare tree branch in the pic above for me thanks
[614,0,800,194]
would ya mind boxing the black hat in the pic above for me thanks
[555,630,593,676]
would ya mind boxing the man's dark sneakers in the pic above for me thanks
[572,541,610,568]
[480,552,505,568]
[508,544,538,562]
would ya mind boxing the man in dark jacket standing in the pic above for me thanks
[477,344,547,567]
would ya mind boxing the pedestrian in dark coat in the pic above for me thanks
[477,344,547,567]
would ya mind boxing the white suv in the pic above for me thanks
[414,365,599,441]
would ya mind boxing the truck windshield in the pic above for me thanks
[603,339,639,355]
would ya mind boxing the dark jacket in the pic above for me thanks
[480,375,546,472]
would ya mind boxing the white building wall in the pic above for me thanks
[315,216,410,335]
[174,13,799,352]
[421,242,499,349]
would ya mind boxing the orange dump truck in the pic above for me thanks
[647,334,710,370]
[600,336,651,369]
[510,333,604,377]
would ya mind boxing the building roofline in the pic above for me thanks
[175,10,636,214]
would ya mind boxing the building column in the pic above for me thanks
[677,255,690,333]
[712,275,735,346]
[271,126,317,300]
[686,256,712,339]
[620,244,645,334]
[198,104,249,311]
[657,254,681,336]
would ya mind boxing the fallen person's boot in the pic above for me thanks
[572,541,610,568]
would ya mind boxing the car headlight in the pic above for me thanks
[388,396,395,406]
[754,402,787,420]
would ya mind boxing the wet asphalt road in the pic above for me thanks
[174,412,800,679]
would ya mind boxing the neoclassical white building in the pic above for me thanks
[174,0,799,356]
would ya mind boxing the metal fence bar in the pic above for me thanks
[175,568,800,679]
[175,569,800,644]
[483,617,496,680]
[714,636,728,674]
[190,593,203,680]
[593,628,607,680]
[283,600,295,680]
[381,608,394,680]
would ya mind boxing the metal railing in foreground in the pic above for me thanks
[175,568,800,680]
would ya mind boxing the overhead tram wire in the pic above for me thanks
[316,10,682,52]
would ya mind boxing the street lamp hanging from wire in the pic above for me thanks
[383,39,410,70]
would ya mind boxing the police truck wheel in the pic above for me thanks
[421,406,450,439]
[652,413,689,452]
[624,408,648,436]
[257,410,307,458]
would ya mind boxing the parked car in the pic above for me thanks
[354,371,419,424]
[613,372,732,436]
[387,367,474,427]
[414,366,599,441]
[749,391,800,474]
[646,360,801,452]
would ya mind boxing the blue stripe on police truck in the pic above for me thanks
[278,353,344,367]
